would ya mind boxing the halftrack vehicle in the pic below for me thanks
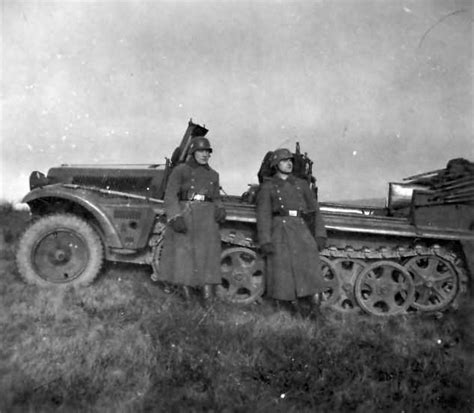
[16,120,474,316]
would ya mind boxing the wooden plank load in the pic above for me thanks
[403,158,474,206]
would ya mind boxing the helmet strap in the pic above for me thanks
[276,169,290,180]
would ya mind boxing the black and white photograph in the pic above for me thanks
[1,0,472,411]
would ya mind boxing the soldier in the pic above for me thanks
[256,148,327,318]
[158,136,226,304]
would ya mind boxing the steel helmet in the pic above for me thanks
[189,136,213,154]
[270,148,293,167]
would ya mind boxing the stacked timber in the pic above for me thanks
[403,158,474,205]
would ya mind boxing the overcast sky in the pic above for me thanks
[1,0,472,204]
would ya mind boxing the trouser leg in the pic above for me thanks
[201,284,217,309]
[272,299,299,316]
[297,294,322,319]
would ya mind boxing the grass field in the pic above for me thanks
[0,204,472,412]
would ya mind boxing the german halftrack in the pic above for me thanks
[16,120,474,316]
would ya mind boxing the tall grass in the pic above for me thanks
[0,205,472,412]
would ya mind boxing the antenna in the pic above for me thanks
[276,138,292,148]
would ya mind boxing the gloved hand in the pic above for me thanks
[170,216,187,234]
[215,206,226,223]
[260,242,274,257]
[315,236,327,252]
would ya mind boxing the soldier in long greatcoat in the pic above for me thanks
[158,136,226,302]
[256,148,327,316]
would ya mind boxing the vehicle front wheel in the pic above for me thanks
[16,213,104,287]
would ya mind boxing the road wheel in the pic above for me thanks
[319,257,341,307]
[330,258,366,313]
[217,247,265,305]
[16,213,104,287]
[354,260,415,316]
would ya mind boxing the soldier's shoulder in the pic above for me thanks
[168,164,188,178]
[173,163,189,172]
[259,178,275,190]
[207,165,219,176]
[293,176,310,186]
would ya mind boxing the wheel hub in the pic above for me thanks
[33,230,89,283]
[53,249,68,263]
[375,284,389,296]
[232,272,245,282]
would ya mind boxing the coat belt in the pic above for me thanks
[180,193,213,202]
[273,209,301,217]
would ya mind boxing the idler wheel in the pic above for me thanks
[403,255,459,312]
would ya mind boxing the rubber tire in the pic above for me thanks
[16,213,104,287]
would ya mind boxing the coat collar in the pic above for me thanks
[186,157,211,170]
[271,173,296,186]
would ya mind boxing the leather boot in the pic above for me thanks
[201,284,216,309]
[202,284,215,300]
[308,293,324,321]
[273,299,299,317]
[313,292,323,306]
[182,285,193,301]
[297,297,312,319]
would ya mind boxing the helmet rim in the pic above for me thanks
[270,148,293,168]
[189,136,213,154]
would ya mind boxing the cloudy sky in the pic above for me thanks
[1,0,472,204]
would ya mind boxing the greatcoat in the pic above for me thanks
[256,174,327,301]
[158,158,222,286]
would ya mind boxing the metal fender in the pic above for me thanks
[22,186,124,249]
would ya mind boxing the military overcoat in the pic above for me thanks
[158,158,222,286]
[256,174,327,301]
